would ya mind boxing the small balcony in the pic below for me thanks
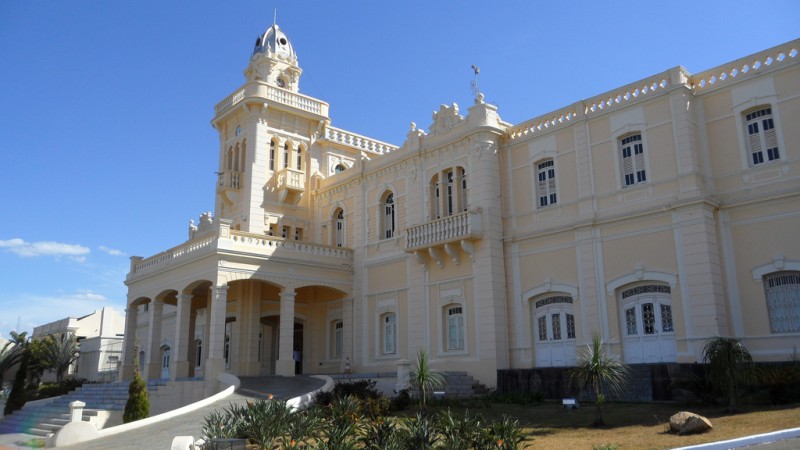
[276,167,305,202]
[217,171,241,205]
[405,210,482,268]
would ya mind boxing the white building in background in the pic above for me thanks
[120,21,800,390]
[33,307,125,382]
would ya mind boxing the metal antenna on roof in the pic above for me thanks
[471,65,482,102]
[273,8,277,28]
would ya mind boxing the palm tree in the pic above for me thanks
[45,333,81,383]
[0,341,22,385]
[702,336,753,413]
[569,335,630,427]
[409,349,445,409]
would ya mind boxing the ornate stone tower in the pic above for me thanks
[211,22,329,237]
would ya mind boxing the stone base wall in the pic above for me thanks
[497,363,706,402]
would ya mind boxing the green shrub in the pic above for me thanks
[490,391,544,405]
[33,378,87,400]
[122,368,149,423]
[361,417,402,450]
[389,389,411,412]
[757,362,800,404]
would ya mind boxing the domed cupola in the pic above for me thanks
[245,22,302,92]
[253,24,297,62]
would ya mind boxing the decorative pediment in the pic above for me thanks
[429,103,464,136]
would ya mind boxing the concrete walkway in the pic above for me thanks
[0,376,324,450]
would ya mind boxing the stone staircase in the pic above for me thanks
[442,371,489,398]
[0,380,166,438]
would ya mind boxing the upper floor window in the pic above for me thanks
[745,107,780,165]
[619,134,646,187]
[283,143,290,169]
[430,167,467,219]
[764,271,800,333]
[296,146,303,170]
[269,141,276,171]
[381,192,395,239]
[536,159,557,207]
[334,208,345,247]
[334,163,347,174]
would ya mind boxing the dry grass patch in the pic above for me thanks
[426,401,800,449]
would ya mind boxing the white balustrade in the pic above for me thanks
[277,168,304,190]
[690,40,798,91]
[214,84,328,116]
[323,126,398,155]
[405,210,482,251]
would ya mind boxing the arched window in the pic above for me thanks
[382,313,397,355]
[536,159,557,207]
[234,143,240,172]
[381,192,395,239]
[745,107,780,165]
[283,143,290,169]
[269,140,276,171]
[764,271,800,333]
[620,284,676,364]
[619,133,646,187]
[333,208,345,247]
[532,295,576,367]
[430,167,467,220]
[334,163,346,173]
[445,305,464,351]
[225,146,233,171]
[296,146,303,170]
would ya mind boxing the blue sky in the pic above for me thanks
[0,0,797,338]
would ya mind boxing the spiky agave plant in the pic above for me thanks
[569,335,630,427]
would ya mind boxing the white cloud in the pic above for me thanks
[99,245,126,256]
[0,238,90,262]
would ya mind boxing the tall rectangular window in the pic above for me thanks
[383,314,396,354]
[620,134,646,187]
[536,160,557,207]
[446,306,464,350]
[269,141,275,171]
[333,321,343,358]
[745,107,780,166]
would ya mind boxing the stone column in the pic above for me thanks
[119,303,138,381]
[205,285,228,381]
[145,300,163,380]
[275,287,296,376]
[172,294,192,380]
[340,297,353,373]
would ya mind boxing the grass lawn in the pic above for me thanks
[422,400,800,449]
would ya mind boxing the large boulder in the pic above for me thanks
[669,411,713,435]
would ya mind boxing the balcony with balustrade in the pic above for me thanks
[276,167,304,203]
[217,170,241,205]
[404,210,483,268]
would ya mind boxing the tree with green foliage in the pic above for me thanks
[569,335,630,427]
[44,333,81,383]
[702,336,754,412]
[26,336,53,390]
[409,349,445,410]
[123,346,149,423]
[3,345,30,416]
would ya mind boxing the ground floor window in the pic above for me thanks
[764,271,800,333]
[445,305,464,351]
[532,295,576,367]
[382,313,396,354]
[332,320,343,358]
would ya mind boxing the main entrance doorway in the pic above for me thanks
[259,316,304,375]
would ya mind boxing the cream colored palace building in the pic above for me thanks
[121,24,800,389]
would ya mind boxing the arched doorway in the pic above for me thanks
[532,295,577,367]
[620,284,676,364]
[160,345,171,379]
